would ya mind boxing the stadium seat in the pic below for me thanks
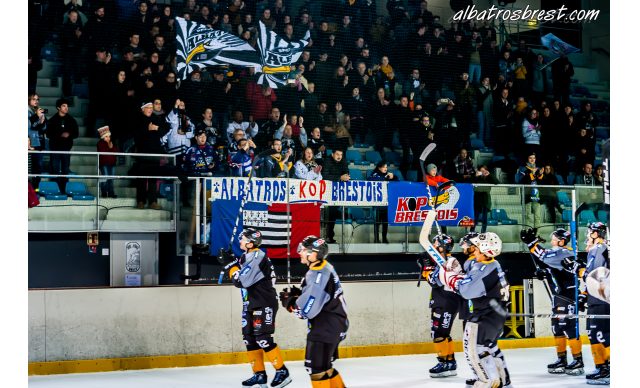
[491,208,517,225]
[66,181,95,200]
[158,182,174,201]
[365,151,382,165]
[346,149,362,164]
[406,170,418,182]
[556,174,565,185]
[349,207,374,224]
[597,210,609,224]
[567,173,575,185]
[595,127,609,139]
[578,209,597,226]
[349,168,364,180]
[384,151,401,166]
[562,209,573,223]
[556,191,571,207]
[389,169,403,181]
[38,181,67,200]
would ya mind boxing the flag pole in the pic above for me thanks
[286,162,292,286]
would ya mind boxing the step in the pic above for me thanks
[36,85,63,97]
[38,60,62,79]
[36,78,54,88]
[572,66,600,84]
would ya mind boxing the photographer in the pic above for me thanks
[28,93,47,188]
[516,153,545,228]
[165,99,194,167]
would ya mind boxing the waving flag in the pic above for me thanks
[540,33,581,56]
[175,17,260,80]
[256,21,310,88]
[211,200,321,258]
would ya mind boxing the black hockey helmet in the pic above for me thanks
[587,222,607,239]
[551,228,571,246]
[433,234,454,253]
[241,228,262,247]
[297,235,329,259]
[459,231,479,248]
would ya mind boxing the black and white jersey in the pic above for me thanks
[231,249,279,310]
[296,260,349,343]
[584,243,609,307]
[457,258,509,315]
[529,243,578,300]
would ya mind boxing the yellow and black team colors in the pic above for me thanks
[521,227,585,375]
[222,228,292,388]
[420,234,464,378]
[563,222,610,385]
[280,235,349,388]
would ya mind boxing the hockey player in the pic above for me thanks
[420,234,463,378]
[221,228,292,388]
[439,232,511,388]
[562,222,610,385]
[279,236,349,388]
[520,227,585,375]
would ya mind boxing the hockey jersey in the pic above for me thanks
[529,243,577,300]
[231,249,279,310]
[456,258,509,316]
[583,243,609,307]
[296,260,349,343]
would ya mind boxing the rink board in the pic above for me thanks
[28,280,584,375]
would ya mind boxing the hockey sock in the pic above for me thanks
[311,370,332,388]
[434,338,448,358]
[604,346,610,362]
[247,349,266,373]
[446,337,456,360]
[329,368,346,388]
[568,338,582,357]
[554,336,567,355]
[264,346,285,370]
[591,344,606,365]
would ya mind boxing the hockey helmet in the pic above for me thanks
[473,232,502,258]
[297,235,329,259]
[433,234,454,253]
[551,228,571,246]
[241,228,263,247]
[459,232,479,248]
[587,222,607,239]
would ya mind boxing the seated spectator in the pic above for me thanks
[574,163,597,186]
[594,164,605,186]
[229,138,254,177]
[453,148,476,183]
[293,147,323,181]
[256,139,293,178]
[97,126,118,198]
[226,110,258,145]
[516,153,544,227]
[308,127,326,165]
[164,99,195,165]
[471,165,498,233]
[368,160,398,243]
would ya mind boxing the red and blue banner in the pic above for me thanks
[386,182,475,226]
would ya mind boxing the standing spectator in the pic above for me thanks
[331,102,353,154]
[371,88,394,156]
[539,163,563,224]
[402,69,428,107]
[576,101,599,134]
[182,128,218,205]
[256,107,284,151]
[61,9,84,98]
[47,98,79,193]
[97,126,118,198]
[88,47,113,132]
[551,54,574,106]
[247,83,277,125]
[522,108,541,159]
[513,56,528,98]
[477,77,494,147]
[275,118,307,162]
[83,5,112,55]
[229,138,256,177]
[530,54,547,108]
[492,88,514,157]
[574,163,597,186]
[178,70,210,123]
[108,70,136,150]
[293,147,323,181]
[574,128,596,172]
[211,69,233,130]
[28,94,47,189]
[407,112,433,179]
[226,110,259,145]
[468,37,483,85]
[133,102,170,210]
[395,95,416,178]
[471,165,498,233]
[368,161,398,243]
[498,51,514,82]
[343,87,368,144]
[516,153,545,227]
[453,148,476,183]
[323,149,350,243]
[308,127,326,165]
[256,139,292,178]
[164,99,195,166]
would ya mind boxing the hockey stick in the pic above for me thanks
[418,143,442,236]
[418,180,456,269]
[570,190,580,339]
[217,148,278,283]
[489,300,609,319]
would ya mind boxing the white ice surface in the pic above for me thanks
[29,346,602,387]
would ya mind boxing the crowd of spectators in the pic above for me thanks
[28,1,608,212]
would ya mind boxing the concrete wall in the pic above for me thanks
[29,280,555,363]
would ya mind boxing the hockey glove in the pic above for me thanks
[223,258,240,277]
[578,293,588,312]
[520,228,541,247]
[561,257,585,274]
[427,265,440,286]
[534,268,548,281]
[279,286,302,312]
[438,268,464,292]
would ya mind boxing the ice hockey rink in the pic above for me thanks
[29,346,604,387]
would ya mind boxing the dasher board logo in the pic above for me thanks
[125,242,141,273]
[393,185,460,223]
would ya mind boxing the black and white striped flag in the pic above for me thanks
[256,21,310,88]
[242,207,290,247]
[175,17,261,80]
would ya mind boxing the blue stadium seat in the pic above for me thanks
[349,207,374,224]
[365,151,382,165]
[66,181,95,200]
[406,170,418,182]
[597,210,609,224]
[556,191,571,207]
[595,127,609,140]
[158,182,174,201]
[389,169,403,181]
[346,149,362,164]
[38,181,68,200]
[556,175,565,185]
[384,151,401,166]
[567,173,575,185]
[491,208,517,225]
[578,209,597,226]
[562,209,573,223]
[349,168,364,180]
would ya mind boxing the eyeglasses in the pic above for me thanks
[31,98,39,101]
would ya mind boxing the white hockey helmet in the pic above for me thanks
[471,232,502,257]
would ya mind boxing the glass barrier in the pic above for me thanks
[28,150,179,232]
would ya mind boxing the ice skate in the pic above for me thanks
[270,366,291,388]
[242,371,268,387]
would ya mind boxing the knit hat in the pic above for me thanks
[426,163,437,173]
[140,102,153,109]
[97,126,111,139]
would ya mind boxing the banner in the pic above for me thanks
[175,17,261,80]
[208,177,387,206]
[210,200,320,258]
[386,182,475,226]
[255,21,310,87]
[540,33,581,56]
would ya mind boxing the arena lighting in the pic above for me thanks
[527,19,538,27]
